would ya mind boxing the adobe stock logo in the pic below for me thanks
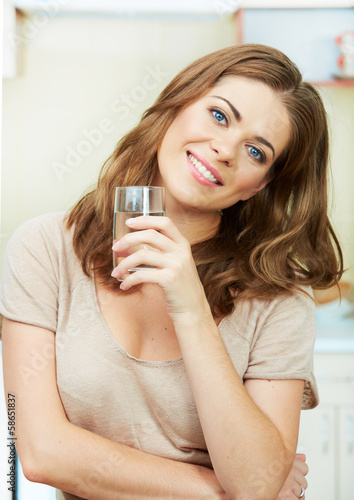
[213,0,243,18]
[52,65,168,183]
[7,0,71,49]
[51,119,115,183]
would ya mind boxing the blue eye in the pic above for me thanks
[214,111,224,122]
[250,147,260,158]
[210,108,228,125]
[248,146,266,164]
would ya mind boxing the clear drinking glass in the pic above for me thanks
[113,186,165,280]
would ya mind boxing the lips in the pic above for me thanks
[186,151,224,187]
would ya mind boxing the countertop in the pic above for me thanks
[315,299,354,353]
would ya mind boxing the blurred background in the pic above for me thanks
[1,1,354,499]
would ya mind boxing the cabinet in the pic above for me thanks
[339,408,354,499]
[297,354,354,500]
[235,8,354,85]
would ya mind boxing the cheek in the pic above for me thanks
[172,108,208,140]
[233,164,265,189]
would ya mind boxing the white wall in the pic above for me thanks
[1,8,354,498]
[1,10,353,283]
[1,12,235,263]
[322,87,354,285]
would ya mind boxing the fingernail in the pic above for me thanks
[112,241,120,251]
[126,218,137,226]
[111,270,119,278]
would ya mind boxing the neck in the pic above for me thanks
[165,202,221,245]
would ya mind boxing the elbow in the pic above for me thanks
[223,481,272,500]
[230,490,280,500]
[22,465,44,484]
[227,489,275,500]
[16,440,48,485]
[15,419,70,485]
[224,457,293,500]
[218,439,294,500]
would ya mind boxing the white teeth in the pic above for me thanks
[188,153,219,184]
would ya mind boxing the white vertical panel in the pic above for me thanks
[0,0,3,246]
[339,408,354,500]
[3,0,17,78]
[0,343,14,500]
[298,407,337,500]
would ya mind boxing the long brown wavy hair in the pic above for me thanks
[66,44,343,317]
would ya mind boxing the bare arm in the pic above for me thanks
[2,318,227,500]
[175,314,303,500]
[113,216,307,500]
[276,454,308,499]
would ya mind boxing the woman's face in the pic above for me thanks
[155,76,291,213]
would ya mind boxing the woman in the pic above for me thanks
[1,44,342,499]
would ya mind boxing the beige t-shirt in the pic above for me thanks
[0,213,319,500]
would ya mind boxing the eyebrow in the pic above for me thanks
[212,96,242,122]
[255,137,275,160]
[211,95,276,159]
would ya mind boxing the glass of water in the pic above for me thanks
[113,186,165,280]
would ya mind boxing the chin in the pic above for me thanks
[174,185,210,208]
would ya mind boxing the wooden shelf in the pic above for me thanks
[311,79,354,87]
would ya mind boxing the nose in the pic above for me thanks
[209,139,234,167]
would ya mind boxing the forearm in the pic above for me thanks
[2,318,225,500]
[175,314,294,500]
[30,419,225,499]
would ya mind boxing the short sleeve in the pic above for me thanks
[0,214,61,332]
[243,290,319,409]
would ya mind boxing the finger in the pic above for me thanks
[293,457,309,476]
[117,268,166,291]
[112,249,170,281]
[112,241,132,258]
[113,228,175,254]
[294,484,306,499]
[125,216,188,245]
[295,453,306,462]
[293,471,308,490]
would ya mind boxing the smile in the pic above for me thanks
[187,152,223,186]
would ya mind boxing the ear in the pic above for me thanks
[240,177,272,201]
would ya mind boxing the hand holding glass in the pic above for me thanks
[113,186,165,281]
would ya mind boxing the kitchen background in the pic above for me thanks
[1,0,354,499]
